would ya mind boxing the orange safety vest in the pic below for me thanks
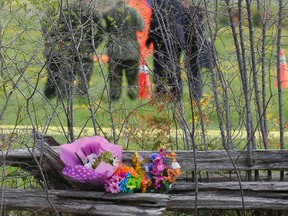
[129,0,153,64]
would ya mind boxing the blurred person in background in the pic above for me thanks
[42,0,104,99]
[102,0,144,100]
[147,0,214,100]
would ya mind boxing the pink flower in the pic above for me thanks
[118,171,127,179]
[110,174,122,184]
[159,148,166,156]
[104,183,111,192]
[153,176,164,190]
[150,156,167,175]
[109,182,120,194]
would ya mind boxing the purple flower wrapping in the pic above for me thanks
[60,136,122,185]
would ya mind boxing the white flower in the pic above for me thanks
[171,161,181,169]
[84,161,94,170]
[82,157,88,164]
[83,153,98,170]
[112,157,120,166]
[86,153,98,163]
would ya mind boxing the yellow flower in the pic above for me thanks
[132,152,145,176]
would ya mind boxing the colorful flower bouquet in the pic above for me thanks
[60,136,122,187]
[105,148,181,194]
[104,164,142,193]
[60,136,181,193]
[135,148,181,193]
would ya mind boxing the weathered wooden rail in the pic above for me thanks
[1,134,288,215]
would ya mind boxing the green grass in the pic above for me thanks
[1,1,288,150]
[1,3,288,216]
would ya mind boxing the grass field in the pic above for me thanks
[1,1,288,150]
[1,3,288,216]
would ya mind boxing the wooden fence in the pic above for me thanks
[1,134,288,215]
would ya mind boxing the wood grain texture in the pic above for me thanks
[1,188,167,215]
[2,186,288,213]
[2,133,288,213]
[3,148,288,172]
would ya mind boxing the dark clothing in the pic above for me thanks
[103,1,144,61]
[183,4,213,69]
[147,0,212,100]
[108,59,139,100]
[147,0,186,47]
[42,1,103,99]
[147,0,186,100]
[102,1,144,100]
[182,4,203,100]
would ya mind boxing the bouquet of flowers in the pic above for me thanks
[104,164,142,194]
[59,135,181,193]
[136,148,181,193]
[104,148,181,194]
[60,136,122,187]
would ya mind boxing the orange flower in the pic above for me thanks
[165,169,175,182]
[174,168,181,176]
[141,176,151,192]
[165,168,181,183]
[115,164,138,177]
